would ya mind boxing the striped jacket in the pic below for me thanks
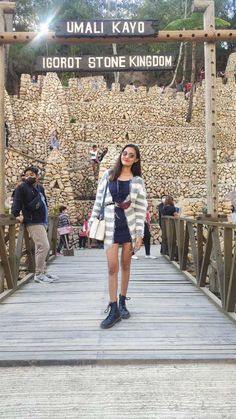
[89,170,147,249]
[57,213,70,228]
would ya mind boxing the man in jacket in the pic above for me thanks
[11,166,58,283]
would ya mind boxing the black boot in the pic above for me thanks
[100,302,121,329]
[119,294,131,319]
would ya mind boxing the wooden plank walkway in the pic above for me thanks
[0,246,236,364]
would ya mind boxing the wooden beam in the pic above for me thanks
[196,224,203,281]
[166,218,175,260]
[181,223,189,271]
[24,228,35,273]
[8,224,16,287]
[187,223,198,271]
[51,216,58,256]
[226,246,236,312]
[161,217,168,256]
[1,30,236,45]
[47,217,57,259]
[177,219,185,270]
[169,219,177,261]
[223,228,233,309]
[193,0,212,12]
[203,0,218,216]
[0,226,14,289]
[15,224,24,281]
[0,2,15,13]
[212,227,224,301]
[199,227,213,287]
[0,214,17,226]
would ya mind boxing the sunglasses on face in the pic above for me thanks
[122,150,136,159]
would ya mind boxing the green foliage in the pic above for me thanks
[70,117,76,123]
[137,0,185,29]
[60,72,71,86]
[52,206,60,215]
[165,12,230,30]
[8,43,46,76]
[50,0,103,22]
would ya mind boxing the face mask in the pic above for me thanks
[25,176,36,185]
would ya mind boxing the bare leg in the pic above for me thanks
[106,244,119,302]
[120,242,133,296]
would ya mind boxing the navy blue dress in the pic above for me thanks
[109,180,132,244]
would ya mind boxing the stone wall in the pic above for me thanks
[5,148,45,208]
[226,52,236,82]
[43,150,78,223]
[4,53,236,225]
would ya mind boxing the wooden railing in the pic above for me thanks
[162,216,236,313]
[0,215,57,297]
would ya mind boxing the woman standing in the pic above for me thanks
[89,144,147,329]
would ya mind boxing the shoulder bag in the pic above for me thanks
[57,225,73,236]
[89,180,108,241]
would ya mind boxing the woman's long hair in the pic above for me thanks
[109,144,142,181]
[164,195,175,206]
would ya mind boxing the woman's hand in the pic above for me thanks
[134,236,142,252]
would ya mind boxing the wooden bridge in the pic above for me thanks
[0,214,236,364]
[1,215,236,418]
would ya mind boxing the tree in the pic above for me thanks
[165,12,230,122]
[168,0,189,88]
[136,0,192,85]
[137,0,184,28]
